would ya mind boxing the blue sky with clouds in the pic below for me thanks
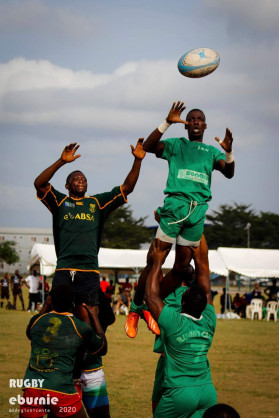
[1,0,279,229]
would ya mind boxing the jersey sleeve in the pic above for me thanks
[202,304,217,333]
[38,185,68,214]
[158,305,183,336]
[91,186,127,220]
[158,137,178,161]
[212,146,225,168]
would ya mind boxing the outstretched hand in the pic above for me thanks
[130,138,146,160]
[166,101,188,126]
[215,128,233,153]
[61,142,81,163]
[150,239,170,265]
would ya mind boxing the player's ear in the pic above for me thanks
[65,183,69,190]
[204,123,207,130]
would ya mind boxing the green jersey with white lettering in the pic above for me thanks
[158,304,216,388]
[39,185,127,271]
[24,312,104,394]
[153,286,187,354]
[159,137,225,202]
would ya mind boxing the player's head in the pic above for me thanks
[179,264,195,287]
[185,109,207,142]
[181,285,207,318]
[65,170,87,198]
[203,403,240,418]
[51,284,75,312]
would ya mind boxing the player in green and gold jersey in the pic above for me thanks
[34,139,145,316]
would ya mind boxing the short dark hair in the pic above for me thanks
[181,285,207,317]
[203,403,240,418]
[51,284,75,312]
[186,109,206,122]
[66,170,83,185]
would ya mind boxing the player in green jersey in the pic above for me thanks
[145,237,217,418]
[126,101,234,338]
[34,139,145,321]
[20,284,106,418]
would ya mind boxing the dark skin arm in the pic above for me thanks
[191,235,213,305]
[121,138,146,198]
[214,128,235,179]
[143,101,188,156]
[34,142,81,197]
[76,304,107,356]
[144,240,170,322]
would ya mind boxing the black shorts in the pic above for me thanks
[1,289,9,299]
[52,270,101,306]
[13,287,22,296]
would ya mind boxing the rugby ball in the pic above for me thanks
[178,48,220,78]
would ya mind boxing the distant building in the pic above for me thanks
[0,227,53,275]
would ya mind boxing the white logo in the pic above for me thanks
[177,169,208,185]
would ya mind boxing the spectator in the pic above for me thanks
[264,279,279,302]
[114,288,132,315]
[251,283,262,299]
[119,277,132,293]
[100,276,110,293]
[233,293,248,318]
[11,269,25,310]
[23,270,41,313]
[0,272,10,308]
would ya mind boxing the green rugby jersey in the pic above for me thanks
[159,137,225,202]
[24,312,104,394]
[158,304,216,388]
[39,185,127,271]
[153,286,187,354]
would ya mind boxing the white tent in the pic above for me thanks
[29,244,279,279]
[217,247,279,278]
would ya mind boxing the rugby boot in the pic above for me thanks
[125,312,140,338]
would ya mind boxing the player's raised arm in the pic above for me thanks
[214,128,235,179]
[191,235,212,305]
[143,101,188,156]
[121,138,146,198]
[145,240,170,321]
[34,142,81,197]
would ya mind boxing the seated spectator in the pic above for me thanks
[114,287,131,316]
[119,277,132,293]
[264,279,279,302]
[251,282,262,299]
[203,403,240,418]
[233,293,248,318]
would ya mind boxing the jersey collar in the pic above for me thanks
[181,313,203,321]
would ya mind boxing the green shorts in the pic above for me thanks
[154,383,217,418]
[152,355,165,403]
[157,195,208,244]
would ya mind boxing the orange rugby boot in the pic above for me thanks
[142,310,160,335]
[125,312,140,338]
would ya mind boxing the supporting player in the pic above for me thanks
[125,100,234,338]
[20,284,107,418]
[145,238,217,417]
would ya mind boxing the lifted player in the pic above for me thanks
[126,101,234,337]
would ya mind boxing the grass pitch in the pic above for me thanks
[0,299,278,418]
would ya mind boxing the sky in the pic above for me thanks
[1,0,279,229]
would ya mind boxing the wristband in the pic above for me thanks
[158,119,170,134]
[225,150,234,163]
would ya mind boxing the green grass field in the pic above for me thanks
[0,294,278,418]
